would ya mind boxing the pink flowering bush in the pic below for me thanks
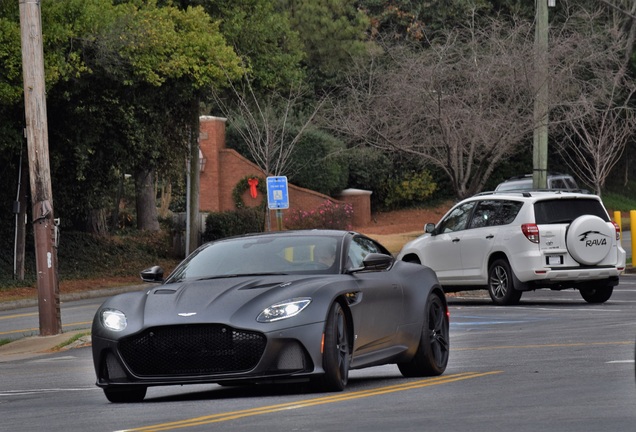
[283,200,353,230]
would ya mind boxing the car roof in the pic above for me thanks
[471,190,598,201]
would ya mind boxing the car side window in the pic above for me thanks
[469,200,497,228]
[347,237,383,268]
[494,200,523,225]
[437,202,475,233]
[469,200,523,229]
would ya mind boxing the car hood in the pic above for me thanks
[97,275,341,333]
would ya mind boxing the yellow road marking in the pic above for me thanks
[118,371,501,431]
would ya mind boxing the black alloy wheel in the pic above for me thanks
[398,291,449,377]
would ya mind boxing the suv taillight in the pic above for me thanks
[522,223,540,243]
[611,221,621,241]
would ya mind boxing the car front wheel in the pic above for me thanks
[316,301,350,392]
[398,291,449,377]
[488,258,522,306]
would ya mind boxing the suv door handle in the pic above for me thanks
[452,238,460,243]
[486,234,494,239]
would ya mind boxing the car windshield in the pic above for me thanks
[165,235,341,283]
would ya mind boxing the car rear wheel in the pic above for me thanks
[398,292,449,377]
[316,301,350,392]
[579,286,613,303]
[488,258,522,306]
[103,386,147,403]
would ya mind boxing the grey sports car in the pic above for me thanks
[91,230,449,403]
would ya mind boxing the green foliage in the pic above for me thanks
[346,147,394,209]
[383,171,437,210]
[203,208,266,241]
[203,0,306,91]
[283,200,353,230]
[0,9,22,104]
[602,190,636,213]
[281,0,371,89]
[286,129,349,196]
[0,226,177,288]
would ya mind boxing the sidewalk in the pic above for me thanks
[0,329,91,363]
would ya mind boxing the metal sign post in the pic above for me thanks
[266,176,289,231]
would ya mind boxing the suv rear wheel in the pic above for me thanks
[488,258,522,306]
[579,286,613,304]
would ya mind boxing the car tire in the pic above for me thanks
[316,301,350,392]
[488,258,522,306]
[579,286,613,304]
[103,386,147,403]
[398,292,449,377]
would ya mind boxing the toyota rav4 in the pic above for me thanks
[398,191,626,305]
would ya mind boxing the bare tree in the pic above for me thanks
[327,19,537,199]
[212,79,324,177]
[550,8,636,196]
[326,7,636,199]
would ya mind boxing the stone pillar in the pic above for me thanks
[337,188,372,228]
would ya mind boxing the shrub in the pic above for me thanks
[203,208,266,241]
[283,200,353,230]
[383,171,437,210]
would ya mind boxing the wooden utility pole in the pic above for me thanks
[19,0,62,335]
[533,0,549,189]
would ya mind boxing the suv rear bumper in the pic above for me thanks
[514,268,621,291]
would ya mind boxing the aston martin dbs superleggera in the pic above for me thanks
[91,230,449,402]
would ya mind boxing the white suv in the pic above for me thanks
[398,191,626,305]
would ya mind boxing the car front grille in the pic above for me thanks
[118,324,266,377]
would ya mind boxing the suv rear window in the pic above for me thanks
[534,199,608,224]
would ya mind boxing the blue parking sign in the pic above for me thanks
[266,176,289,209]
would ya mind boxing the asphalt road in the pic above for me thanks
[0,276,634,432]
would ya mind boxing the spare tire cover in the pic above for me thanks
[566,215,613,265]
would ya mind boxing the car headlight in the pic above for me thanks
[257,298,311,323]
[101,309,127,331]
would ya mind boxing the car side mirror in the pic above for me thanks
[425,223,436,234]
[140,265,164,283]
[361,253,394,271]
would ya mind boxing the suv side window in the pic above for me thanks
[469,200,523,228]
[534,199,608,224]
[437,202,475,233]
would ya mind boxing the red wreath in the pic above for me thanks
[247,178,259,198]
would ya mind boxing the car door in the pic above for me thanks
[346,236,404,356]
[424,201,476,282]
[461,200,523,283]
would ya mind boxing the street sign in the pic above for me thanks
[266,176,289,209]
